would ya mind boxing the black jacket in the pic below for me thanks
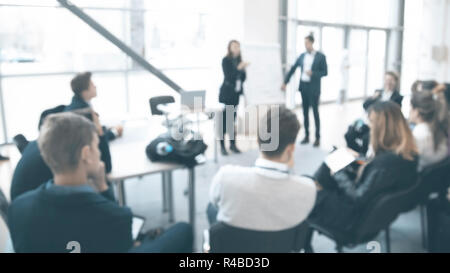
[219,56,247,106]
[65,95,117,141]
[309,151,418,232]
[8,181,133,253]
[10,141,53,201]
[64,95,89,112]
[363,89,403,111]
[284,51,328,93]
[10,140,112,201]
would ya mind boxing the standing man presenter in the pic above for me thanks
[281,34,327,147]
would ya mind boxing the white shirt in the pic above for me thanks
[413,123,448,171]
[301,51,316,82]
[381,89,394,101]
[209,158,317,231]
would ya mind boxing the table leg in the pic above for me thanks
[167,170,174,223]
[214,139,218,163]
[162,172,168,212]
[117,180,126,206]
[188,167,196,242]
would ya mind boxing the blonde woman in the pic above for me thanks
[308,101,418,233]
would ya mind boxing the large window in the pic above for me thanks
[0,0,214,142]
[283,0,404,105]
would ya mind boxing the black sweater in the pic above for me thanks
[309,151,418,232]
[219,56,246,106]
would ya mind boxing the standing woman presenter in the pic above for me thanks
[218,40,249,156]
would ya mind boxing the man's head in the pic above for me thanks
[38,112,101,179]
[257,106,301,166]
[70,72,97,101]
[304,34,315,53]
[384,71,399,92]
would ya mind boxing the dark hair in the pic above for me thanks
[368,101,417,161]
[226,40,242,62]
[411,91,449,151]
[305,33,315,43]
[71,72,92,96]
[257,106,301,158]
[385,71,399,83]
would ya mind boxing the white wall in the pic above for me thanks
[409,0,450,82]
[243,0,279,44]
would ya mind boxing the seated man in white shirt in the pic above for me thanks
[207,106,317,231]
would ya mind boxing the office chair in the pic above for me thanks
[308,181,421,253]
[38,105,66,130]
[203,222,310,253]
[415,157,450,249]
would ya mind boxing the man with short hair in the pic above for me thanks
[207,106,316,231]
[10,109,111,201]
[8,112,193,253]
[66,72,123,141]
[282,34,328,147]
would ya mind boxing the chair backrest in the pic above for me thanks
[354,181,420,243]
[38,105,67,130]
[416,157,450,202]
[149,96,175,116]
[209,222,309,253]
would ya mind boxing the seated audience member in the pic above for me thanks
[308,101,418,233]
[409,91,449,170]
[207,106,317,231]
[363,71,403,111]
[10,109,112,201]
[65,72,123,141]
[8,113,192,253]
[413,80,450,156]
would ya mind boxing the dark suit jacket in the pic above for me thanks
[65,95,117,141]
[8,181,133,253]
[64,95,90,112]
[219,57,247,106]
[363,89,403,111]
[10,141,53,201]
[10,139,112,201]
[310,151,418,232]
[284,51,328,93]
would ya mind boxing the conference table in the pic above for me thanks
[107,119,198,232]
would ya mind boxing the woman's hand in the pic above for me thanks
[237,61,250,70]
[314,180,323,191]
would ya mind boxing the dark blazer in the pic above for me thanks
[10,139,112,201]
[65,95,117,141]
[363,89,403,111]
[284,51,328,93]
[309,151,418,232]
[8,181,133,253]
[64,95,89,112]
[219,56,247,106]
[10,141,53,201]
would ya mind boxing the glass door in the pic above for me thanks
[348,29,368,99]
[367,30,387,95]
[321,26,345,102]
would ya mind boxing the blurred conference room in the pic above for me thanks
[0,0,449,258]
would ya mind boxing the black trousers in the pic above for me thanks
[300,82,321,139]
